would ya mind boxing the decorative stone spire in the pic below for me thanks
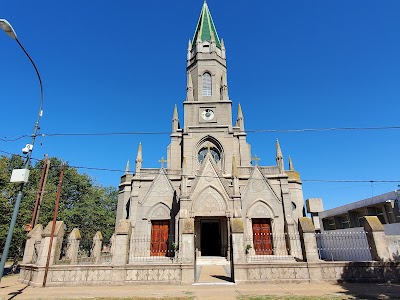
[181,156,187,196]
[236,103,245,131]
[276,139,284,173]
[135,143,142,173]
[232,154,238,178]
[220,72,228,100]
[182,156,187,175]
[125,160,130,174]
[220,39,226,59]
[172,104,179,132]
[187,39,192,60]
[192,1,221,49]
[289,156,294,171]
[186,72,194,101]
[232,155,240,196]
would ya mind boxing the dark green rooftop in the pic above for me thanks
[192,1,221,49]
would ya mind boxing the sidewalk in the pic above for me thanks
[1,274,400,300]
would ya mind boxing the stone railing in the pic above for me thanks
[139,169,181,176]
[238,166,280,176]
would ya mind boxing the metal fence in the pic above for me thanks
[244,233,303,261]
[129,235,178,263]
[315,230,372,261]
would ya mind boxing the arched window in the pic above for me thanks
[198,147,221,163]
[202,72,212,96]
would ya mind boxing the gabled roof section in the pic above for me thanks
[189,152,231,199]
[140,168,175,205]
[242,166,282,203]
[192,1,221,49]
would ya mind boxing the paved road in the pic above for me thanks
[1,274,400,299]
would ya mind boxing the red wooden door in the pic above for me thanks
[151,220,169,256]
[252,219,273,255]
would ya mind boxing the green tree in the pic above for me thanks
[0,155,118,259]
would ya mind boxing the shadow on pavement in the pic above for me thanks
[211,275,233,282]
[7,285,28,300]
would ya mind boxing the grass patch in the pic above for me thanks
[46,298,193,300]
[238,296,350,300]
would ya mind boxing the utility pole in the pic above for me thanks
[0,19,44,282]
[42,164,64,287]
[27,155,50,232]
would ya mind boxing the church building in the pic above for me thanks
[19,2,397,287]
[116,1,305,263]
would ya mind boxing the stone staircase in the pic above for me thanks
[196,256,229,266]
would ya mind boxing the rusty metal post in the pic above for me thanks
[27,155,49,231]
[42,164,64,287]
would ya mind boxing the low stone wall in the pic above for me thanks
[19,264,194,287]
[20,261,400,286]
[233,261,400,283]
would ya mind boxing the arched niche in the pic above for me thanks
[145,202,171,221]
[191,185,227,217]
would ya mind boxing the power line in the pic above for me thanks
[1,149,399,184]
[1,124,400,142]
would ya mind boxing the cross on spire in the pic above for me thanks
[252,155,261,166]
[158,157,167,168]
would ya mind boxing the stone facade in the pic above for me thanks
[18,2,399,287]
[116,1,305,265]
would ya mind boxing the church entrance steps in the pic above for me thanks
[196,265,233,284]
[196,256,229,265]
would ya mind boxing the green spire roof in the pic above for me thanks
[192,1,221,49]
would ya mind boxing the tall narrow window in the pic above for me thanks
[202,72,212,96]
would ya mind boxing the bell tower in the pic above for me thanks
[175,1,252,175]
[184,1,232,129]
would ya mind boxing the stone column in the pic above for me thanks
[112,220,131,266]
[230,218,245,263]
[109,233,116,256]
[298,217,319,262]
[37,221,65,266]
[91,231,103,263]
[180,218,194,263]
[22,224,43,264]
[363,216,391,261]
[66,228,81,264]
[180,218,194,284]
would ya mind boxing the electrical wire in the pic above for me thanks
[1,124,400,142]
[1,149,399,184]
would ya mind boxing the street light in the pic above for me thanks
[0,19,43,281]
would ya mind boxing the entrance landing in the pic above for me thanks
[196,265,233,284]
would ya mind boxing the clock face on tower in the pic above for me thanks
[201,109,215,121]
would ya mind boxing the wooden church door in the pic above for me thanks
[252,219,273,255]
[151,220,169,256]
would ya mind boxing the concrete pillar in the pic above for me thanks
[112,220,131,266]
[109,233,116,256]
[36,221,65,266]
[298,217,320,262]
[22,224,43,264]
[230,218,245,263]
[287,223,303,260]
[180,218,194,264]
[91,231,103,263]
[363,216,391,261]
[306,198,324,231]
[66,228,81,264]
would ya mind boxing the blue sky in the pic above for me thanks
[1,1,400,210]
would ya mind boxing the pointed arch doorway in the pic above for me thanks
[195,217,228,257]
